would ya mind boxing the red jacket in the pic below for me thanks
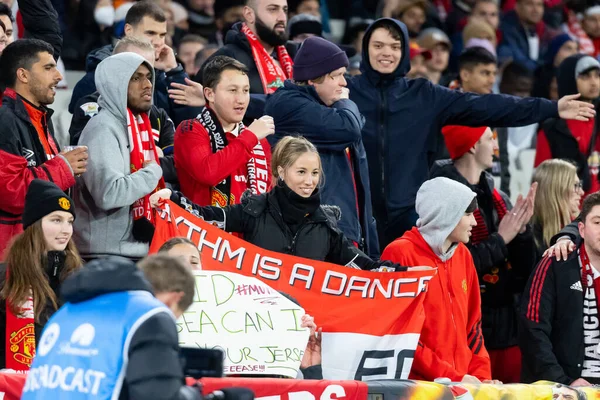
[174,119,271,206]
[381,227,491,382]
[0,90,75,259]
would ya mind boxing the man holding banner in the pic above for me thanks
[382,177,497,384]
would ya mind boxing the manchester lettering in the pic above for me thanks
[23,365,106,395]
[582,287,600,378]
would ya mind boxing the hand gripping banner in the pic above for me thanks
[151,201,437,381]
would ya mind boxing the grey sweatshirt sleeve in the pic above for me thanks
[80,120,163,210]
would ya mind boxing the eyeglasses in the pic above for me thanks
[574,181,583,191]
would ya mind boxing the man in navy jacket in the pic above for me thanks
[347,18,594,248]
[265,36,380,258]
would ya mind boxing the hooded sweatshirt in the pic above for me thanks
[347,18,558,246]
[535,54,599,194]
[73,52,163,260]
[381,177,492,381]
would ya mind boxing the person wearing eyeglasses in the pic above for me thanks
[532,159,584,263]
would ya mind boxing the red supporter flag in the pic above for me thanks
[151,201,436,381]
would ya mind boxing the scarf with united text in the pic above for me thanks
[128,109,165,236]
[198,106,269,207]
[241,22,293,94]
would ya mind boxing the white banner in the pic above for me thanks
[177,271,310,378]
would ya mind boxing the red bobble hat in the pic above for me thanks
[441,125,488,159]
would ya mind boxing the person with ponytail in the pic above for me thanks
[151,136,400,270]
[0,180,81,371]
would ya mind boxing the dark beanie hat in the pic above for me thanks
[293,36,349,81]
[22,180,75,229]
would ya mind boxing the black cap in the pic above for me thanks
[22,180,75,229]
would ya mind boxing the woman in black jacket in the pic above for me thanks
[151,136,398,270]
[0,180,82,371]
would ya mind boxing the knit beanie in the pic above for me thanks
[441,125,488,159]
[293,36,349,81]
[545,33,576,66]
[22,180,75,229]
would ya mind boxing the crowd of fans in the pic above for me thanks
[3,0,600,396]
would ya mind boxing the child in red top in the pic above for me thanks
[382,177,497,383]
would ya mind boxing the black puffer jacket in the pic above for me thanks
[430,160,536,349]
[0,251,68,369]
[172,187,396,270]
[60,256,200,400]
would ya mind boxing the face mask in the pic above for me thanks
[94,6,115,27]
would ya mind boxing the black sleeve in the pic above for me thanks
[157,108,175,148]
[550,216,581,245]
[301,365,323,380]
[171,191,249,233]
[326,224,400,270]
[497,128,511,196]
[125,312,202,400]
[160,156,178,186]
[467,233,509,275]
[519,258,573,384]
[68,99,94,145]
[507,225,537,282]
[20,0,63,60]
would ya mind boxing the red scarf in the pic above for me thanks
[581,244,600,296]
[241,23,293,94]
[127,109,165,225]
[471,189,508,246]
[198,107,269,206]
[5,268,35,371]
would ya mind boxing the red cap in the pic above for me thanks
[441,125,488,159]
[409,42,432,60]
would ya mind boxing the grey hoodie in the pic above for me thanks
[73,52,163,259]
[416,177,476,262]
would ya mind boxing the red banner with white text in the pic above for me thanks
[150,201,436,381]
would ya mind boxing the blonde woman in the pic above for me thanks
[532,159,583,260]
[151,136,400,271]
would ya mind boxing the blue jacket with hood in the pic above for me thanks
[348,18,558,243]
[265,81,380,259]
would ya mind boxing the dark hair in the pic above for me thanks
[125,0,166,26]
[215,0,246,19]
[179,34,208,48]
[0,39,54,88]
[0,3,13,22]
[202,55,248,89]
[370,19,402,43]
[465,197,478,213]
[158,237,197,253]
[138,254,195,312]
[501,61,533,86]
[581,192,600,223]
[194,45,219,69]
[458,46,496,72]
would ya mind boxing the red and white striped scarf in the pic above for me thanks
[127,109,165,225]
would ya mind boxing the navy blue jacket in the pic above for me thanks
[68,44,200,127]
[497,11,548,72]
[265,81,380,258]
[347,18,558,226]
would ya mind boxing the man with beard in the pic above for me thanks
[73,52,164,261]
[0,39,88,258]
[197,0,296,109]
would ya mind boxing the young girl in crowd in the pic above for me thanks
[531,159,583,261]
[0,180,82,371]
[151,136,398,270]
[158,237,201,270]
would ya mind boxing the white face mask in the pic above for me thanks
[94,6,115,27]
